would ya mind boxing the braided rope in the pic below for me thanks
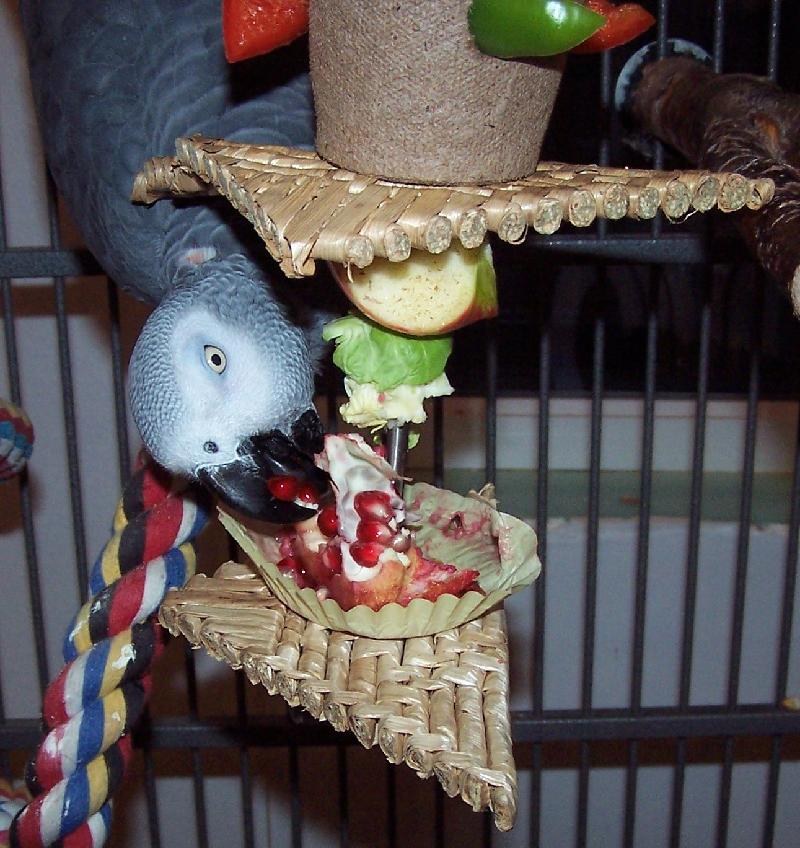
[0,458,209,847]
[0,398,34,481]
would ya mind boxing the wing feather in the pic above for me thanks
[20,0,314,302]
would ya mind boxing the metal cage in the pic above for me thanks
[1,1,799,846]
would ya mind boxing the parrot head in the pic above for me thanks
[128,256,332,523]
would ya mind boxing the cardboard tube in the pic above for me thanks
[310,0,564,184]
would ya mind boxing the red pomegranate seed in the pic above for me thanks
[317,505,339,537]
[390,532,412,553]
[357,520,393,545]
[278,533,295,559]
[268,475,298,502]
[321,543,342,575]
[294,566,315,590]
[353,491,394,522]
[296,482,319,504]
[277,555,300,574]
[349,541,384,568]
[278,556,314,589]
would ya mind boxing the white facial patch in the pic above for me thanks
[167,310,279,473]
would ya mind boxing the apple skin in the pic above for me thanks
[330,243,499,336]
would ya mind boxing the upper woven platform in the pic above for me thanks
[133,136,774,278]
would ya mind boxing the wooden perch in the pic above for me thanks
[632,57,800,311]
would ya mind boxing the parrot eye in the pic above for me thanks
[204,345,227,373]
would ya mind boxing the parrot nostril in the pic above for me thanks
[203,441,219,454]
[291,409,325,455]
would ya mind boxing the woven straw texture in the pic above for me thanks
[309,0,563,184]
[133,137,775,278]
[159,561,519,831]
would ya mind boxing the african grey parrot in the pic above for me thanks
[20,0,333,521]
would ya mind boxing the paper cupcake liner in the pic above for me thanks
[219,481,541,638]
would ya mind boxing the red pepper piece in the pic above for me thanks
[572,1,655,54]
[223,0,310,63]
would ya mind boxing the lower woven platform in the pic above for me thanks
[159,562,518,831]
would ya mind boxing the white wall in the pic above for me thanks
[406,397,800,473]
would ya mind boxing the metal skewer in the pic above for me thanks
[384,422,409,496]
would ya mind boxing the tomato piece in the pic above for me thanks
[223,0,309,63]
[572,2,656,53]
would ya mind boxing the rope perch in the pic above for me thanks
[0,458,209,847]
[0,398,34,481]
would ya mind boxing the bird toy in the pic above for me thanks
[0,458,209,847]
[11,0,777,841]
[0,398,34,481]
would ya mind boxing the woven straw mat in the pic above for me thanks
[132,137,774,278]
[159,561,519,831]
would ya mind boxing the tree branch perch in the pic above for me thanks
[633,57,800,312]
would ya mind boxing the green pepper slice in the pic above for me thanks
[468,0,606,58]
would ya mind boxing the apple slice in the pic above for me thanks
[330,243,498,336]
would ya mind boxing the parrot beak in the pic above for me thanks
[197,409,332,523]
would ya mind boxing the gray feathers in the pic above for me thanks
[20,0,315,302]
[21,0,339,486]
[129,259,315,475]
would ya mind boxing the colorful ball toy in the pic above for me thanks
[0,398,34,481]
